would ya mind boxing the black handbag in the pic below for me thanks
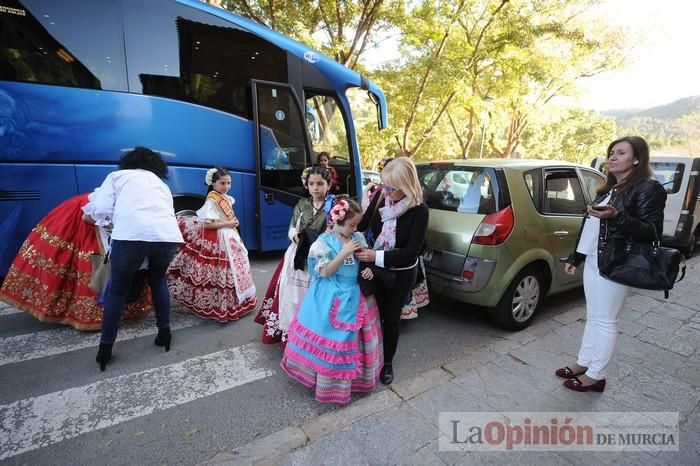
[599,236,685,298]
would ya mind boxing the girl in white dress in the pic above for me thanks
[167,167,257,322]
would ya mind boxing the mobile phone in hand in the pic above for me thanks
[591,204,608,211]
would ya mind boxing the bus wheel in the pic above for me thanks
[173,196,204,217]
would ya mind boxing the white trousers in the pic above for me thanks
[577,256,630,380]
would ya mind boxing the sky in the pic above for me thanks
[363,0,700,112]
[577,0,700,111]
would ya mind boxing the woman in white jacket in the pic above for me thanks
[92,147,183,371]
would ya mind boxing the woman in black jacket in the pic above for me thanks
[357,157,429,385]
[559,136,666,392]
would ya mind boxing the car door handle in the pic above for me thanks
[553,230,569,237]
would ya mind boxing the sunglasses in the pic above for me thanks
[380,182,399,194]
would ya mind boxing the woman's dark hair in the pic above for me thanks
[316,152,330,163]
[206,166,231,192]
[306,166,332,186]
[119,147,169,179]
[597,136,653,195]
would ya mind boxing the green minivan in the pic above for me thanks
[416,159,606,330]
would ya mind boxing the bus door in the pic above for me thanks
[251,80,312,251]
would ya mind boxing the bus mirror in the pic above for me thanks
[367,91,386,131]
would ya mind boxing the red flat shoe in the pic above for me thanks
[563,376,606,392]
[555,366,587,379]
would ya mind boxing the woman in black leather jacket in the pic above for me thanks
[557,136,666,392]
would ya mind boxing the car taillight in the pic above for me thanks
[472,205,514,245]
[462,270,474,279]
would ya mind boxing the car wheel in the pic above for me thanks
[490,267,542,330]
[683,232,696,259]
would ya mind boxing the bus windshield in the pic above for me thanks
[305,93,350,164]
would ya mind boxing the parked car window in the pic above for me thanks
[418,165,498,214]
[543,170,586,215]
[580,169,605,202]
[362,170,380,186]
[651,162,685,194]
[523,169,543,210]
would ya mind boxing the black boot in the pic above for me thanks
[380,363,394,385]
[95,343,113,371]
[154,327,171,352]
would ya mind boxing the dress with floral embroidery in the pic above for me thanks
[280,232,383,404]
[0,194,151,330]
[167,195,257,322]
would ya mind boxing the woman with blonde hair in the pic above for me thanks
[357,156,429,385]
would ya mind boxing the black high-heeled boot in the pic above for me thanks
[380,363,394,385]
[95,343,113,371]
[154,327,171,352]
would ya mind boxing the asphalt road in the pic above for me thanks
[0,253,585,465]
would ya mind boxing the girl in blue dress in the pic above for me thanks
[280,199,383,404]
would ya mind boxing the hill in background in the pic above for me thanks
[603,95,700,121]
[601,96,700,155]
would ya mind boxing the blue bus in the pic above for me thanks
[0,0,387,276]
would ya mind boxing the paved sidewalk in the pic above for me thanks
[206,256,700,465]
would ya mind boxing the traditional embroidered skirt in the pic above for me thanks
[167,217,257,323]
[253,242,310,345]
[401,258,430,320]
[253,258,286,344]
[280,291,383,405]
[0,194,152,330]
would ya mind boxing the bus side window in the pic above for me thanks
[122,0,287,120]
[0,0,127,91]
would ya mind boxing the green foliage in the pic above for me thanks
[218,0,406,67]
[614,109,700,155]
[525,108,616,163]
[206,1,696,166]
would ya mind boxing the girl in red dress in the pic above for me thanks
[317,152,340,193]
[167,167,257,322]
[0,193,151,330]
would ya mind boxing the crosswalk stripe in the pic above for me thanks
[0,307,22,316]
[0,342,274,460]
[0,310,204,367]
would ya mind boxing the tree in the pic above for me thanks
[675,111,700,155]
[525,107,616,163]
[389,0,509,158]
[383,0,627,160]
[210,0,405,69]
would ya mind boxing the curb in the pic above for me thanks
[202,365,460,465]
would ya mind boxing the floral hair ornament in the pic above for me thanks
[301,166,312,187]
[205,167,218,186]
[376,157,393,173]
[329,199,349,224]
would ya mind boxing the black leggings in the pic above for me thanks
[374,266,418,364]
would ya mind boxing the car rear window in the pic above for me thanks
[417,165,503,214]
[651,162,685,194]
